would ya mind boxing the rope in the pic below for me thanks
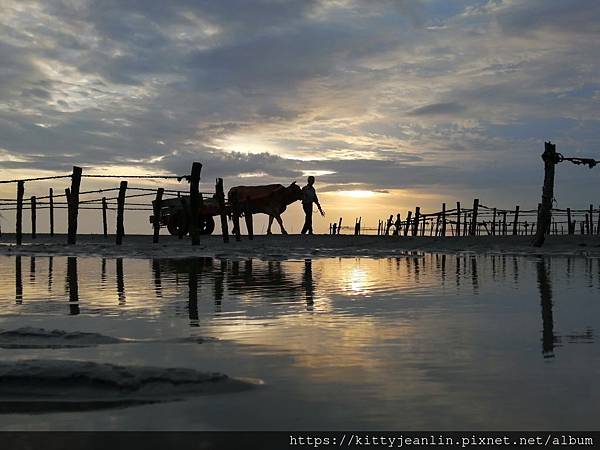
[556,153,599,168]
[81,174,189,181]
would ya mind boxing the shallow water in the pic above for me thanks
[0,253,598,430]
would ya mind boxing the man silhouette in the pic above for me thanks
[300,176,324,235]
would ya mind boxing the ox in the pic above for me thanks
[228,182,302,234]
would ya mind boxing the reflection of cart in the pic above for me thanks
[149,194,227,236]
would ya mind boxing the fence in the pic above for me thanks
[0,163,235,245]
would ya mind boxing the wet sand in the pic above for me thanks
[1,233,599,258]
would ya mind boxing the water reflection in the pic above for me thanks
[1,254,598,360]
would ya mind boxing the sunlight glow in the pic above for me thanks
[336,190,380,198]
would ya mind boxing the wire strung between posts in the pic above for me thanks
[0,174,71,184]
[82,174,190,181]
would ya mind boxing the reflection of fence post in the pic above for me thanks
[102,197,108,237]
[116,181,127,245]
[216,178,229,243]
[512,205,520,235]
[30,196,36,239]
[49,188,54,237]
[533,142,558,247]
[16,181,24,245]
[67,166,82,245]
[189,162,202,246]
[152,188,164,243]
[469,199,479,236]
[67,256,80,315]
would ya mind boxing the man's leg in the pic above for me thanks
[303,203,313,234]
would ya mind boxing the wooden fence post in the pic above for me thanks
[597,206,600,235]
[456,202,461,237]
[102,197,108,237]
[30,196,36,239]
[49,188,54,237]
[337,217,342,235]
[469,199,479,236]
[512,205,520,235]
[152,188,164,243]
[412,207,420,236]
[566,208,572,235]
[502,212,507,236]
[116,181,127,245]
[533,142,558,247]
[589,204,594,235]
[16,181,24,245]
[441,203,446,236]
[216,178,229,243]
[404,211,412,237]
[188,162,203,245]
[67,166,82,245]
[491,208,497,236]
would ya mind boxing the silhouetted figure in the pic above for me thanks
[300,176,324,235]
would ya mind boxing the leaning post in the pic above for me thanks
[533,142,558,247]
[441,203,446,237]
[456,202,461,237]
[512,205,520,236]
[189,162,202,245]
[412,207,420,236]
[116,181,127,245]
[67,166,82,245]
[469,199,479,236]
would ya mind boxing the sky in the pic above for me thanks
[1,0,599,235]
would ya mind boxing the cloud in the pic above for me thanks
[0,0,599,211]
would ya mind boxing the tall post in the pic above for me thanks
[597,206,600,235]
[49,188,54,237]
[337,217,342,235]
[589,204,594,235]
[502,211,507,236]
[469,199,479,236]
[567,208,573,235]
[512,205,520,235]
[30,196,37,239]
[116,180,127,245]
[533,142,558,247]
[412,207,420,236]
[456,202,461,237]
[67,166,82,245]
[491,208,497,236]
[16,181,24,245]
[404,211,412,237]
[102,197,108,237]
[152,188,164,244]
[189,162,202,246]
[441,203,446,237]
[215,178,229,243]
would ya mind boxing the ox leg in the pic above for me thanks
[276,215,288,235]
[267,215,274,234]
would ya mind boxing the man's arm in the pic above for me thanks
[315,193,325,216]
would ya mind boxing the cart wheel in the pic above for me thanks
[166,212,189,236]
[199,215,215,235]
